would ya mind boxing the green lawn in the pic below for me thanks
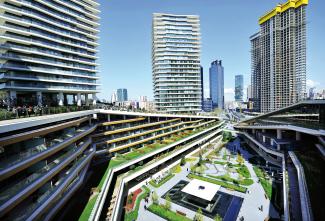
[124,186,150,221]
[148,204,192,221]
[188,174,247,193]
[149,173,175,188]
[79,195,98,221]
[253,166,272,199]
[207,174,254,186]
[236,165,251,178]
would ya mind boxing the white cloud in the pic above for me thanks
[306,79,320,88]
[224,88,234,94]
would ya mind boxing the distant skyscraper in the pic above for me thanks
[117,88,128,102]
[111,91,117,103]
[250,32,261,112]
[200,66,204,109]
[257,0,308,112]
[235,75,244,102]
[209,60,224,109]
[309,87,315,100]
[152,13,202,113]
[247,85,252,101]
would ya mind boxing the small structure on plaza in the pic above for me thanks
[181,179,220,202]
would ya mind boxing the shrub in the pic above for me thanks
[152,191,159,204]
[180,157,186,166]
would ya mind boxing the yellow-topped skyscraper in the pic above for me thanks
[251,0,308,113]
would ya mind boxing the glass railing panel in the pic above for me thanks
[0,126,90,176]
[0,142,88,205]
[7,151,90,221]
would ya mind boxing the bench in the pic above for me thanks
[176,210,186,216]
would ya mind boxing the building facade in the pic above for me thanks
[202,98,213,112]
[235,75,244,102]
[116,88,128,102]
[250,32,261,112]
[152,13,202,113]
[0,0,100,107]
[200,66,204,109]
[209,60,224,109]
[258,0,308,112]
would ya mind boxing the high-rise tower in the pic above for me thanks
[250,32,261,112]
[209,60,224,109]
[0,0,100,107]
[152,13,201,113]
[258,0,308,112]
[235,75,244,102]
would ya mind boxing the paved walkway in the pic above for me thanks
[233,138,280,221]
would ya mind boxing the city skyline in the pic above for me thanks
[97,0,325,102]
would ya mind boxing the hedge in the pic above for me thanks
[149,173,175,188]
[148,204,191,221]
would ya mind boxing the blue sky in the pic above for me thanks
[97,0,325,101]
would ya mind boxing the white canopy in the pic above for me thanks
[181,179,221,201]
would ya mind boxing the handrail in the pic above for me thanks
[288,152,313,221]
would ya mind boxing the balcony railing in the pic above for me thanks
[0,139,91,216]
[11,147,95,221]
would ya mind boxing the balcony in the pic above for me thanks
[8,146,95,221]
[0,139,92,217]
[0,125,96,181]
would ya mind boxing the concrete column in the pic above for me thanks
[92,94,97,105]
[252,129,255,134]
[262,136,266,143]
[85,94,89,106]
[77,93,81,107]
[296,131,301,141]
[58,92,64,106]
[262,129,265,133]
[36,91,42,106]
[277,129,282,139]
[10,90,17,99]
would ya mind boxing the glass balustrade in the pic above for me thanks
[0,139,89,205]
[0,126,91,172]
[6,150,91,221]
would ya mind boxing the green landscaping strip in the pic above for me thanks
[79,195,98,221]
[148,204,192,221]
[236,165,251,178]
[253,166,272,199]
[207,175,253,186]
[188,174,247,193]
[149,173,175,188]
[124,186,150,221]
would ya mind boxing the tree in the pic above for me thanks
[214,214,222,221]
[152,191,159,204]
[194,208,203,221]
[237,154,244,165]
[180,156,186,166]
[164,194,171,210]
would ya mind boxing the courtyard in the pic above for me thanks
[124,133,280,221]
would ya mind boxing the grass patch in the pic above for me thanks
[148,204,191,221]
[172,164,182,173]
[124,186,150,221]
[253,166,272,199]
[188,174,247,193]
[149,173,175,188]
[207,175,253,186]
[236,165,251,178]
[79,195,97,221]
